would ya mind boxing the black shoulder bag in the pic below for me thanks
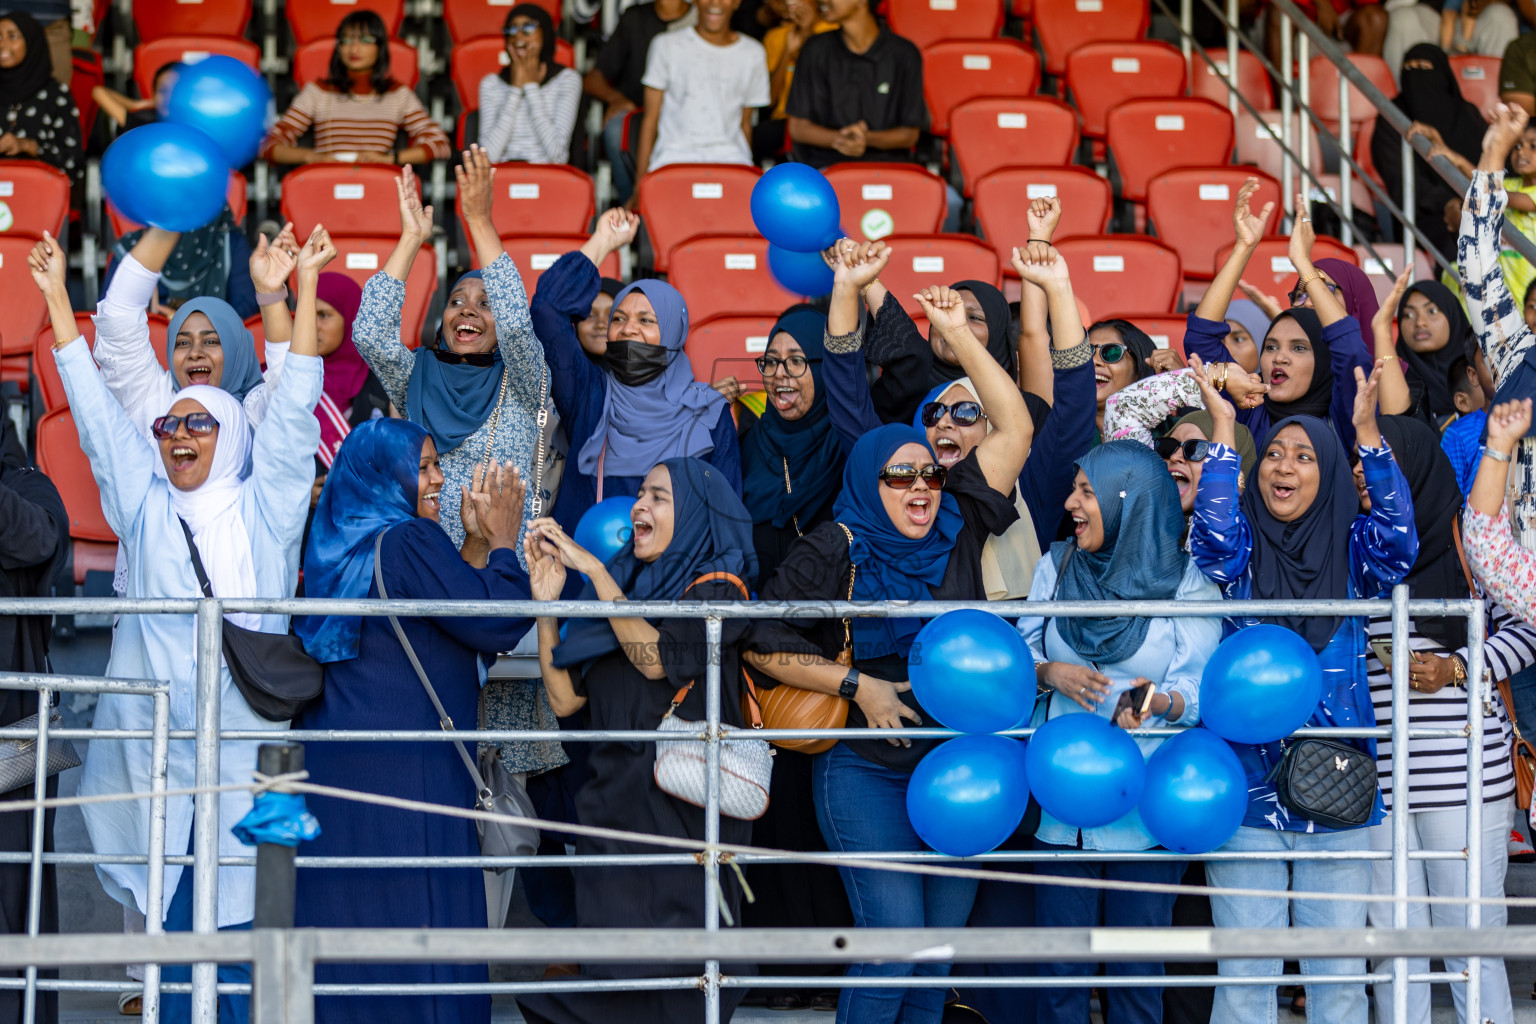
[1265,735,1378,830]
[178,520,324,722]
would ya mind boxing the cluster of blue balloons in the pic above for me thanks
[750,164,841,298]
[102,56,272,231]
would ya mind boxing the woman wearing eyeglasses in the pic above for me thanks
[478,5,581,165]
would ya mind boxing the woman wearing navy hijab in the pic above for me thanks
[293,419,536,1024]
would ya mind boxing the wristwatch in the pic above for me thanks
[838,668,860,701]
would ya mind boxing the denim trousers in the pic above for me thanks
[602,114,634,205]
[813,743,980,1024]
[1031,837,1184,1024]
[1508,663,1536,742]
[1205,825,1372,1024]
[160,857,251,1024]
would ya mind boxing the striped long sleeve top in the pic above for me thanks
[258,84,451,162]
[477,68,582,165]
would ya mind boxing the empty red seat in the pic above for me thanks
[1216,235,1358,295]
[280,165,412,238]
[1192,48,1275,112]
[876,235,1001,315]
[0,161,69,240]
[824,162,946,242]
[1233,111,1325,181]
[109,171,246,237]
[1450,55,1500,111]
[35,408,116,544]
[33,314,98,412]
[450,36,576,110]
[887,0,1004,52]
[669,237,801,325]
[1033,0,1149,75]
[922,40,1040,138]
[294,239,436,347]
[949,96,1080,196]
[1307,54,1395,135]
[1146,167,1281,280]
[294,38,420,90]
[287,0,405,45]
[1053,235,1181,316]
[974,167,1112,271]
[503,237,620,294]
[133,38,260,99]
[71,48,104,139]
[0,236,51,360]
[445,0,562,41]
[1105,98,1233,202]
[685,315,780,387]
[459,164,595,241]
[636,164,761,273]
[133,0,252,41]
[1065,41,1185,140]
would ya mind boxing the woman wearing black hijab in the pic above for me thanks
[0,416,67,1024]
[0,11,81,187]
[1394,280,1475,425]
[1372,43,1484,260]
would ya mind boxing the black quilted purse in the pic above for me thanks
[1266,737,1378,830]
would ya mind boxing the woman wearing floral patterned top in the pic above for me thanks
[1467,397,1536,626]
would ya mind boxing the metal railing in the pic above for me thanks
[0,587,1510,1024]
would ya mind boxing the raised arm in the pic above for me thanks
[1014,198,1063,400]
[383,165,434,285]
[1460,103,1536,384]
[1194,179,1274,328]
[1369,269,1414,416]
[1351,361,1420,592]
[457,144,507,270]
[249,222,298,349]
[1186,359,1251,583]
[353,169,435,409]
[526,527,585,714]
[1466,399,1536,623]
[823,240,891,448]
[1288,196,1349,329]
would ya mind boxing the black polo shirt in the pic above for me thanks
[784,26,926,169]
[593,2,693,108]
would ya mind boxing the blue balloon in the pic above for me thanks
[751,163,841,253]
[1025,712,1146,829]
[1139,729,1248,854]
[165,56,273,168]
[767,243,834,297]
[1201,624,1324,745]
[906,735,1030,857]
[910,609,1033,734]
[573,497,636,575]
[100,123,231,232]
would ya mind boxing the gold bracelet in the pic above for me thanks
[1214,362,1229,392]
[1296,268,1323,289]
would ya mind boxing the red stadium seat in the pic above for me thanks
[1146,167,1281,280]
[1450,55,1500,111]
[0,236,51,359]
[0,352,22,394]
[636,163,761,273]
[1033,0,1149,76]
[1065,41,1185,140]
[280,165,413,238]
[287,0,405,45]
[36,406,120,583]
[450,36,576,110]
[1216,235,1358,294]
[294,38,421,90]
[887,0,1004,52]
[132,38,260,99]
[668,237,801,325]
[133,0,252,41]
[1105,98,1234,202]
[0,161,69,240]
[502,236,619,294]
[108,171,246,238]
[33,314,98,412]
[458,164,595,241]
[824,163,946,242]
[922,40,1040,138]
[876,235,1000,315]
[948,96,1080,196]
[685,315,780,388]
[974,167,1112,272]
[445,0,562,42]
[295,239,437,347]
[1307,54,1395,135]
[1192,48,1275,111]
[1110,314,1187,356]
[1053,235,1181,315]
[71,49,104,139]
[1233,111,1325,180]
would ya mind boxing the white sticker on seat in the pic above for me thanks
[962,55,991,70]
[1026,183,1057,198]
[1093,255,1125,272]
[746,336,769,353]
[1463,66,1486,80]
[997,112,1027,129]
[0,182,13,196]
[345,253,378,269]
[1155,115,1185,131]
[692,182,724,199]
[913,257,945,272]
[333,184,365,199]
[1111,58,1140,73]
[725,253,757,269]
[531,254,559,269]
[1150,334,1170,348]
[1198,184,1230,200]
[1270,256,1296,272]
[1363,258,1393,274]
[1076,0,1103,9]
[509,184,539,199]
[861,184,893,200]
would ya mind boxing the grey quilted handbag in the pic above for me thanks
[0,711,81,794]
[1267,737,1378,830]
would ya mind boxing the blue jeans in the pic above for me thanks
[1032,837,1184,1024]
[1205,825,1372,1024]
[160,857,252,1024]
[1508,663,1536,743]
[602,114,634,205]
[813,743,980,1024]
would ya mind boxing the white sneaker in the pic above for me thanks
[1509,825,1535,863]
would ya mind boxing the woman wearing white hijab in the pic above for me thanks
[27,227,332,1024]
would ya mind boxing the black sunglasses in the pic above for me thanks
[1092,342,1128,364]
[879,463,947,490]
[920,400,985,427]
[756,353,810,377]
[1153,437,1211,463]
[152,412,218,440]
[432,348,498,367]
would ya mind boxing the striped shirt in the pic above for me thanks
[1366,599,1536,812]
[477,68,582,165]
[258,83,451,162]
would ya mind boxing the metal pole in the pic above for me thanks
[1180,0,1193,68]
[1339,68,1353,246]
[1402,135,1416,272]
[1464,603,1487,1024]
[1280,11,1294,221]
[192,601,223,1024]
[253,745,303,930]
[1390,585,1411,1024]
[21,689,51,1024]
[143,691,171,1024]
[1299,33,1310,189]
[703,615,722,1024]
[1226,0,1238,120]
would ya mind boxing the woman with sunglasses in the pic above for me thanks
[1187,357,1416,1024]
[259,9,450,166]
[1022,440,1223,1024]
[478,5,581,164]
[35,226,333,1024]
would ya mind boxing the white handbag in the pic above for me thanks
[654,681,773,821]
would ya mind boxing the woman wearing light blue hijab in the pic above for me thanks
[1019,440,1223,1024]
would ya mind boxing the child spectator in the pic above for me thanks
[753,0,835,160]
[93,62,179,131]
[478,5,582,165]
[1442,349,1492,495]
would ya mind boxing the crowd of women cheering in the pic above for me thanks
[10,85,1536,1024]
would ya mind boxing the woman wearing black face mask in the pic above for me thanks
[530,209,741,541]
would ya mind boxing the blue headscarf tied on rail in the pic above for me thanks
[406,270,505,453]
[1050,440,1186,664]
[296,418,431,663]
[167,297,264,403]
[739,309,846,529]
[553,457,758,672]
[833,424,963,661]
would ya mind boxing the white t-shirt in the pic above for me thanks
[641,28,770,170]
